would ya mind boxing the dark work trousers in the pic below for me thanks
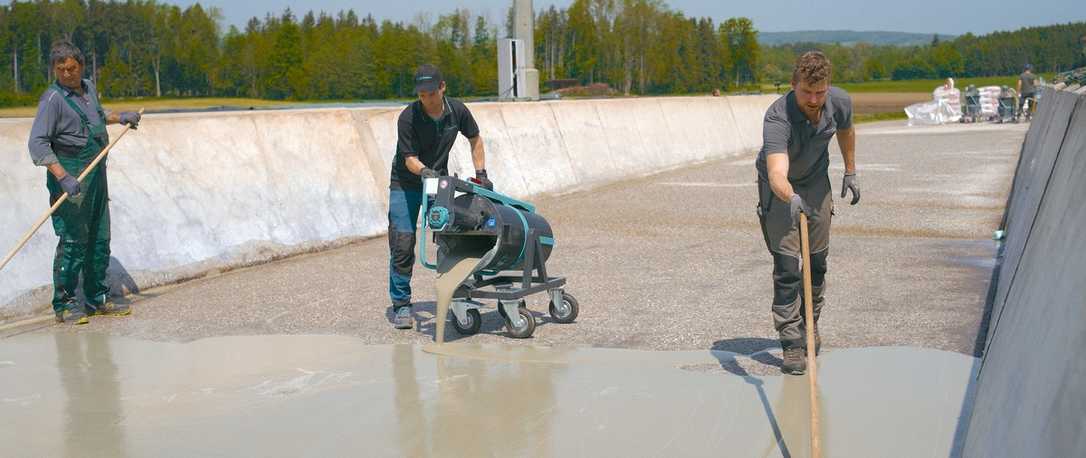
[388,188,424,309]
[757,172,833,350]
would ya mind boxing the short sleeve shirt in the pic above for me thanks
[1019,72,1036,95]
[389,97,480,190]
[756,86,853,184]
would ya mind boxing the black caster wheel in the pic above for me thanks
[549,292,579,324]
[505,303,535,339]
[452,308,481,335]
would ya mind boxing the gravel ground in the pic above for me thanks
[10,120,1027,372]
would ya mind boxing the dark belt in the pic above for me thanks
[52,143,83,157]
[52,136,106,157]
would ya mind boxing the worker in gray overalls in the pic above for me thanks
[27,40,141,324]
[755,51,861,375]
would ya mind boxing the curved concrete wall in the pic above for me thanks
[0,95,775,319]
[964,87,1086,457]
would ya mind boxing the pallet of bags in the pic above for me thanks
[978,85,1002,117]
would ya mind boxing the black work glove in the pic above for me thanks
[841,172,860,205]
[119,111,141,129]
[789,193,812,227]
[475,169,494,190]
[419,167,439,179]
[59,174,81,197]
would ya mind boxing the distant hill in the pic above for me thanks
[759,30,957,46]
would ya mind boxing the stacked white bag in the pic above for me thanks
[978,85,1002,117]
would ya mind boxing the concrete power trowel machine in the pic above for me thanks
[418,175,579,338]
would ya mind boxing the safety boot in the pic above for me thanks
[55,304,89,325]
[393,306,415,330]
[91,300,131,317]
[781,347,807,375]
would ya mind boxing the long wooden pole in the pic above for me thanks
[0,109,144,273]
[799,212,822,458]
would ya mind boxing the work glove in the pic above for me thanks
[841,172,860,205]
[59,174,81,197]
[475,169,494,190]
[789,193,812,227]
[119,111,141,129]
[419,167,439,179]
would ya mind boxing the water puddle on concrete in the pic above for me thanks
[0,333,975,457]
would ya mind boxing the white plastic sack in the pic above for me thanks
[905,99,961,126]
[978,85,1002,117]
[933,86,962,120]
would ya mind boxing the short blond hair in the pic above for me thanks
[792,51,832,85]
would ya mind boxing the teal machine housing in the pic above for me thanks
[419,176,578,338]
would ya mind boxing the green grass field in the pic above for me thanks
[837,77,1015,93]
[854,111,909,123]
[0,97,305,118]
[761,74,1053,94]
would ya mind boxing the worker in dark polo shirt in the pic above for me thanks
[387,64,491,330]
[1017,63,1037,118]
[28,40,141,325]
[755,51,860,374]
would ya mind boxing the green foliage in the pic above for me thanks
[0,0,1081,106]
[533,0,755,95]
[763,22,1086,84]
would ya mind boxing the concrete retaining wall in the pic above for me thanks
[963,87,1086,457]
[0,95,775,319]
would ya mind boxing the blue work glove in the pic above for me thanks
[119,111,141,129]
[475,169,493,190]
[841,172,860,205]
[59,174,81,197]
[419,167,439,179]
[790,193,811,227]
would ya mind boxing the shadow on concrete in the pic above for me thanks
[712,337,784,369]
[106,256,139,296]
[711,342,791,458]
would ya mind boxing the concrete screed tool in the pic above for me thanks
[419,175,579,339]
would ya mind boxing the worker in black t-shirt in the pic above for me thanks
[387,64,491,330]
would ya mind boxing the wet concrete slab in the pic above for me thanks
[1,332,974,457]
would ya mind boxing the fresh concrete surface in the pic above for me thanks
[0,95,775,318]
[0,332,975,458]
[6,120,1026,378]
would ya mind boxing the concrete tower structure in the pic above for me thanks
[499,0,539,101]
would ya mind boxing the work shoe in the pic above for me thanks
[393,306,415,330]
[91,301,131,317]
[781,347,808,375]
[55,305,89,325]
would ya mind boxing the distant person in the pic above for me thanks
[386,64,492,330]
[754,51,860,375]
[27,40,141,324]
[1017,64,1037,116]
[712,88,721,97]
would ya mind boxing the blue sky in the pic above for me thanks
[173,0,1085,36]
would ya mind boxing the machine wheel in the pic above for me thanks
[505,304,535,339]
[549,292,579,324]
[452,308,482,335]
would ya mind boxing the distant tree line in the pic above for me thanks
[0,0,1083,106]
[761,22,1086,84]
[534,0,759,95]
[0,0,759,103]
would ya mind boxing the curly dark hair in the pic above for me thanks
[792,51,832,85]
